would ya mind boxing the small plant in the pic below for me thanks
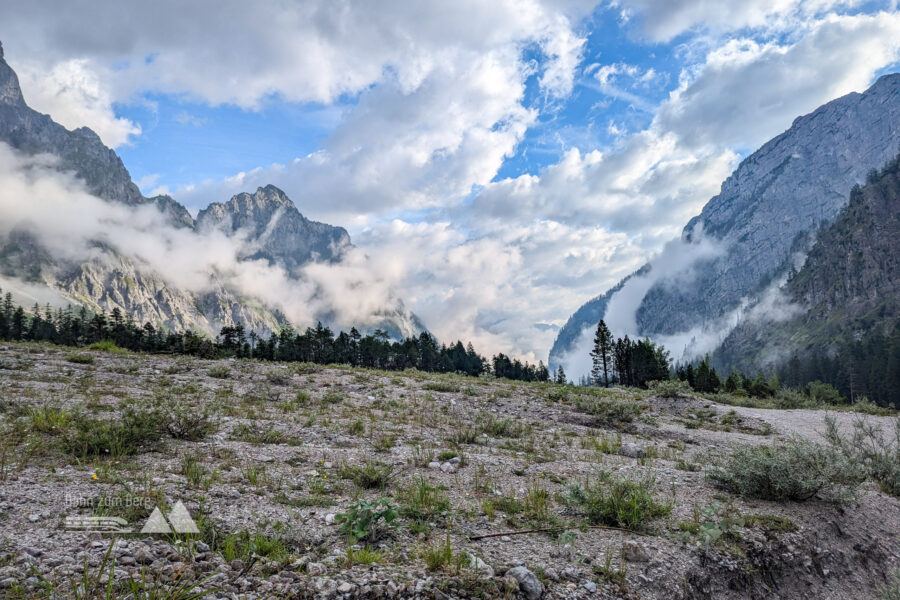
[423,382,460,393]
[63,405,166,458]
[88,340,127,354]
[339,460,394,490]
[480,415,526,438]
[567,470,671,531]
[322,389,344,404]
[345,546,383,566]
[207,365,231,379]
[28,404,73,434]
[66,353,94,365]
[398,475,450,520]
[335,498,399,543]
[707,437,864,502]
[347,418,365,436]
[423,531,457,571]
[648,379,693,398]
[676,503,745,547]
[573,397,645,428]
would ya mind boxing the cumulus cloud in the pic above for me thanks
[14,58,140,147]
[655,12,900,149]
[615,0,861,41]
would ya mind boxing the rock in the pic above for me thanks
[448,457,461,465]
[464,553,494,578]
[623,541,651,562]
[337,582,353,593]
[135,549,154,565]
[561,567,580,582]
[543,567,559,582]
[307,562,327,576]
[618,443,645,458]
[427,461,442,469]
[583,581,597,592]
[119,556,136,566]
[507,566,543,600]
[440,462,457,473]
[325,513,336,525]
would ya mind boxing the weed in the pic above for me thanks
[335,498,399,543]
[339,461,394,490]
[207,365,231,379]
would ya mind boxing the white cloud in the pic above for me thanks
[14,59,140,147]
[614,0,861,41]
[655,12,900,149]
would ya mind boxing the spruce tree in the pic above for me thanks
[590,320,613,387]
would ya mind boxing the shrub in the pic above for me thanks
[166,403,217,441]
[807,381,844,405]
[335,498,398,543]
[823,416,900,497]
[567,470,671,531]
[28,404,73,434]
[480,415,526,438]
[648,379,693,398]
[707,437,863,502]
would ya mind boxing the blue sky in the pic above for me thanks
[2,0,899,362]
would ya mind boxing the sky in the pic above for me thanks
[1,0,900,364]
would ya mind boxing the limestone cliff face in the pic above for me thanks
[551,74,900,368]
[196,185,351,271]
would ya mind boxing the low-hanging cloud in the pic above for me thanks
[0,142,409,335]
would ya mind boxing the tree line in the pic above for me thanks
[585,319,672,388]
[0,289,551,383]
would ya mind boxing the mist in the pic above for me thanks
[0,142,411,336]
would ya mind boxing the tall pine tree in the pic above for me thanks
[590,319,613,387]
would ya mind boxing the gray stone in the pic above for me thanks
[623,541,651,562]
[619,443,645,458]
[506,566,543,600]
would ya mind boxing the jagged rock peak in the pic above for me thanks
[0,41,24,106]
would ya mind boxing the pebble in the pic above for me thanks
[619,442,645,458]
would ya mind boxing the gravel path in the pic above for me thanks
[719,405,897,442]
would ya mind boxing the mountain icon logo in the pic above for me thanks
[140,501,200,534]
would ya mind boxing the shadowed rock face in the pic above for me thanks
[551,74,900,368]
[196,185,351,271]
[0,42,146,206]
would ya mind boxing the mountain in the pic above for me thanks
[196,185,351,271]
[0,41,424,339]
[551,74,900,372]
[714,152,900,373]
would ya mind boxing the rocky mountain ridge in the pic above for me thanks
[551,73,900,372]
[0,41,422,338]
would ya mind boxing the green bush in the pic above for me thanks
[707,437,863,502]
[207,365,231,379]
[335,498,398,543]
[648,379,693,398]
[807,381,844,405]
[823,416,900,497]
[567,470,671,531]
[166,403,217,441]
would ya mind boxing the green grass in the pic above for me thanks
[398,475,450,521]
[339,460,394,490]
[567,470,672,531]
[88,340,128,354]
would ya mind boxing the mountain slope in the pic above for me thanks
[551,74,900,371]
[714,153,900,372]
